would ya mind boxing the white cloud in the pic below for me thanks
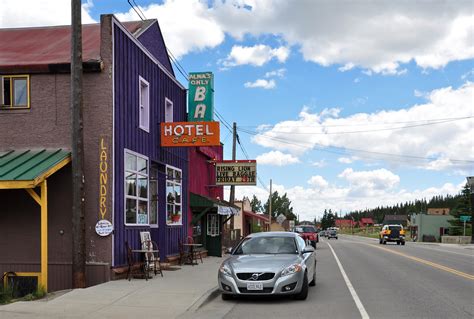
[115,0,225,59]
[211,0,473,74]
[222,44,290,67]
[307,175,329,189]
[310,160,326,168]
[256,151,300,166]
[0,0,96,27]
[251,82,474,171]
[338,168,400,196]
[232,176,464,222]
[338,157,353,164]
[265,68,286,78]
[244,79,276,89]
[461,68,474,80]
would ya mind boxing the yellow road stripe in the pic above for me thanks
[367,244,474,281]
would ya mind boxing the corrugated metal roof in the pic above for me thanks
[0,149,70,181]
[0,20,150,72]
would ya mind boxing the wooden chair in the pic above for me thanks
[187,236,203,264]
[144,240,163,277]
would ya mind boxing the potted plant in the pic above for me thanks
[171,212,181,223]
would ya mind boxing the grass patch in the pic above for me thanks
[0,287,13,305]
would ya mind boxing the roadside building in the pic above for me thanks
[410,213,451,242]
[234,197,269,238]
[188,146,239,257]
[383,215,408,227]
[358,217,375,228]
[0,15,189,292]
[427,208,450,215]
[335,219,356,229]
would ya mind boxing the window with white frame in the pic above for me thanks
[207,214,219,237]
[125,150,149,225]
[139,76,149,132]
[166,165,182,225]
[165,98,173,123]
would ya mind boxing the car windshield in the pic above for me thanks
[389,226,402,231]
[233,236,298,255]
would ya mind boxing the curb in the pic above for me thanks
[186,286,220,313]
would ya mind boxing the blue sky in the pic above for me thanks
[2,0,473,221]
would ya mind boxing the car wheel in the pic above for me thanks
[382,240,386,244]
[379,237,383,244]
[335,237,338,240]
[221,293,233,301]
[397,241,400,245]
[401,241,405,246]
[294,272,309,300]
[309,263,316,287]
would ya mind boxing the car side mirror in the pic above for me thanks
[224,247,233,254]
[302,245,315,254]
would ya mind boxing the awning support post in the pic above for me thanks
[24,181,48,292]
[40,180,48,292]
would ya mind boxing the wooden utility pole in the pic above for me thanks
[229,122,237,204]
[268,179,272,231]
[229,122,237,230]
[71,0,86,289]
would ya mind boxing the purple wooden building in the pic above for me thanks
[0,14,188,291]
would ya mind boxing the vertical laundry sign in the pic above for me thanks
[188,72,213,121]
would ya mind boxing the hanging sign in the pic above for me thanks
[95,219,113,237]
[161,121,220,147]
[215,160,257,185]
[188,72,214,121]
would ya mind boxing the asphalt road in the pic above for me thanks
[185,235,474,319]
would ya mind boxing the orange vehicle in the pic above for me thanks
[379,224,405,245]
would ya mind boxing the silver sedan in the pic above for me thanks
[218,231,316,300]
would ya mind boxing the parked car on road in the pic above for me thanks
[379,224,405,245]
[219,232,316,300]
[319,230,326,238]
[294,225,319,248]
[327,229,338,239]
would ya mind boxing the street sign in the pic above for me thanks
[277,214,286,225]
[188,72,214,121]
[460,215,471,222]
[215,160,257,185]
[160,121,220,147]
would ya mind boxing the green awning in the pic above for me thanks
[190,192,237,208]
[0,149,71,189]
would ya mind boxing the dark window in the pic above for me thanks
[1,75,29,109]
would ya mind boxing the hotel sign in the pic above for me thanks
[215,160,257,185]
[188,72,214,121]
[161,121,220,147]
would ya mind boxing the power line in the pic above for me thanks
[237,127,474,164]
[238,116,473,128]
[127,0,189,82]
[127,0,145,20]
[239,116,472,135]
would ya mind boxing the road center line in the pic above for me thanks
[326,242,370,319]
[367,244,474,280]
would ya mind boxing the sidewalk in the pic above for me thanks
[0,257,224,319]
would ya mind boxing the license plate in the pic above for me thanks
[246,282,263,290]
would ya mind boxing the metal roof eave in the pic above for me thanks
[0,150,71,189]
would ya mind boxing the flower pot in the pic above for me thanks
[171,214,181,223]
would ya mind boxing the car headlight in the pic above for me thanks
[219,264,232,277]
[281,264,302,277]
